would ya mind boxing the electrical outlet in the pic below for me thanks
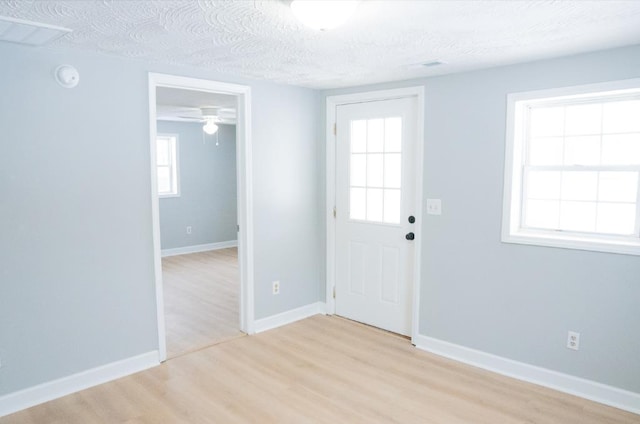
[272,281,280,295]
[186,226,192,234]
[567,331,580,350]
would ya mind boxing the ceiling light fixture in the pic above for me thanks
[203,119,219,135]
[290,0,359,31]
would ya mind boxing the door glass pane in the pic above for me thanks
[157,138,169,165]
[598,172,638,203]
[527,171,561,199]
[383,189,401,224]
[351,120,367,153]
[367,154,384,187]
[529,137,563,165]
[603,100,640,134]
[564,103,601,135]
[596,203,637,235]
[384,153,401,189]
[367,119,384,152]
[561,171,597,201]
[385,117,402,152]
[350,187,366,220]
[525,199,559,229]
[559,201,596,233]
[350,154,366,187]
[366,188,383,221]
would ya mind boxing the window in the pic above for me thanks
[349,117,402,224]
[503,79,640,255]
[156,134,179,197]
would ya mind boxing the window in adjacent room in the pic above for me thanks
[156,134,179,197]
[502,79,640,255]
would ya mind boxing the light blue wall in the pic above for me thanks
[322,45,640,393]
[0,42,319,396]
[157,121,237,250]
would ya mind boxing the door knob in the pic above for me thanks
[405,232,415,240]
[408,216,415,223]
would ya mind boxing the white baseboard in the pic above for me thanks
[0,351,160,418]
[254,302,326,334]
[413,335,640,415]
[161,240,238,257]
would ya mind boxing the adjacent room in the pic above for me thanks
[1,1,639,423]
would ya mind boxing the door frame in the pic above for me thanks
[148,73,255,362]
[326,86,425,342]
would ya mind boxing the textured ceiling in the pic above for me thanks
[1,1,640,89]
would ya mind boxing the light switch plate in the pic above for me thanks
[426,198,442,215]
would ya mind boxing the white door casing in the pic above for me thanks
[334,95,419,336]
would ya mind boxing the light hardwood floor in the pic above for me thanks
[162,248,244,358]
[2,315,638,423]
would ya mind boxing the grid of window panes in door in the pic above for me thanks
[523,95,640,236]
[156,135,178,196]
[349,117,402,224]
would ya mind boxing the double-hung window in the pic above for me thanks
[502,79,640,255]
[156,134,179,197]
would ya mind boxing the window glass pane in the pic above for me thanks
[596,203,637,235]
[366,188,384,221]
[525,199,559,229]
[559,201,596,233]
[384,153,401,189]
[367,153,384,187]
[350,187,366,220]
[601,134,640,165]
[563,136,600,166]
[157,138,169,166]
[157,167,171,193]
[529,137,563,165]
[564,103,601,135]
[598,172,639,203]
[350,154,366,187]
[367,119,384,152]
[351,120,367,153]
[560,171,598,201]
[530,107,564,137]
[603,100,640,134]
[383,189,401,224]
[385,117,402,152]
[527,171,561,199]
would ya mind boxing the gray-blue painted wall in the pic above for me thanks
[157,121,237,250]
[0,42,320,396]
[322,44,640,393]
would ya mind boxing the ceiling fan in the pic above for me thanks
[176,107,237,135]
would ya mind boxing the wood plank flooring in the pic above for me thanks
[2,315,638,423]
[162,248,243,358]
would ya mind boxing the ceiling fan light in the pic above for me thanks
[291,0,359,31]
[203,120,218,135]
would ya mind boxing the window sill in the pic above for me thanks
[502,230,640,256]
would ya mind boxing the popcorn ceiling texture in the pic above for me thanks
[1,0,640,89]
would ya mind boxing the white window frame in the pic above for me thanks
[156,133,180,198]
[502,78,640,256]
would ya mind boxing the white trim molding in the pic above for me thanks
[161,240,238,257]
[414,335,640,415]
[325,86,425,343]
[148,73,255,362]
[0,351,159,418]
[253,302,326,334]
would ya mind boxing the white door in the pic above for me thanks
[335,97,417,336]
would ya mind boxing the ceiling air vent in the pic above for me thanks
[0,16,72,46]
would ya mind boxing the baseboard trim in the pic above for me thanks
[254,302,326,334]
[0,351,160,418]
[413,334,640,415]
[161,240,238,257]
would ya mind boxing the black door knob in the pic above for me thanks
[408,216,415,223]
[405,232,415,240]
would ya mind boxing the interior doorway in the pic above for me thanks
[148,74,254,362]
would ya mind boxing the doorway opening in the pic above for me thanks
[148,74,254,361]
